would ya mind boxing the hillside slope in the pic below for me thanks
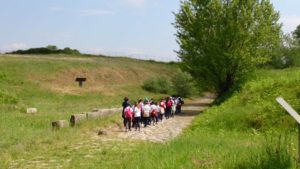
[0,54,177,168]
[115,68,300,169]
[0,54,177,109]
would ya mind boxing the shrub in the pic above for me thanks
[172,70,195,97]
[142,76,172,94]
[8,46,81,55]
[270,47,298,69]
[271,55,294,69]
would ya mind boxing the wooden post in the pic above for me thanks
[276,97,300,163]
[75,77,86,88]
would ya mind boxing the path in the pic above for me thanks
[93,92,216,143]
[8,93,215,168]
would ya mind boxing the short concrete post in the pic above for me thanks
[52,120,69,130]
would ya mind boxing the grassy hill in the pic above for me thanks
[0,54,178,168]
[1,53,300,168]
[118,67,300,169]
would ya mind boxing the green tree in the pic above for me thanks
[46,45,58,51]
[174,0,281,95]
[293,24,300,44]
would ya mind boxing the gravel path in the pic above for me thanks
[95,93,216,143]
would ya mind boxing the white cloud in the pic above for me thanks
[79,9,115,16]
[1,43,28,52]
[280,15,300,33]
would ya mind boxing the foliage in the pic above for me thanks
[172,70,195,97]
[195,68,300,132]
[8,45,81,55]
[270,32,300,69]
[142,70,196,97]
[46,45,58,51]
[142,76,173,94]
[271,48,295,69]
[293,24,300,44]
[174,0,281,95]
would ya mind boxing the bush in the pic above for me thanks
[8,46,81,55]
[270,47,297,69]
[271,55,294,69]
[172,70,195,97]
[142,76,173,94]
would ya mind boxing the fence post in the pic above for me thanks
[276,97,300,163]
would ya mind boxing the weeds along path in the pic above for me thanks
[95,93,216,143]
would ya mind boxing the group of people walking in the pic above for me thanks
[121,96,184,132]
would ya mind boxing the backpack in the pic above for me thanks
[151,108,157,117]
[125,107,132,119]
[167,100,172,107]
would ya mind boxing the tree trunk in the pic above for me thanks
[218,74,234,96]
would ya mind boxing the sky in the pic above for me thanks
[0,0,299,61]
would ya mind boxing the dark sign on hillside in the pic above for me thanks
[75,77,86,88]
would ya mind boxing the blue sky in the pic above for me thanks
[0,0,299,61]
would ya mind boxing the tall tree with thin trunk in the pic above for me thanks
[174,0,281,95]
[293,25,300,44]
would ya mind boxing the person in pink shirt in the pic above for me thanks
[124,105,133,132]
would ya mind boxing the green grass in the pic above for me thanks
[199,68,300,132]
[109,67,300,169]
[1,54,300,168]
[0,54,177,168]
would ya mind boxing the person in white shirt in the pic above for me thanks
[133,103,141,131]
[138,99,144,125]
[171,97,177,118]
[143,102,151,127]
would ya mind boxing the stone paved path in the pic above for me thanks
[94,93,216,143]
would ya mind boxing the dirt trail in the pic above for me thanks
[94,93,216,143]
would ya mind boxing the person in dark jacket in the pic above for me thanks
[176,97,184,114]
[165,97,172,119]
[122,97,130,127]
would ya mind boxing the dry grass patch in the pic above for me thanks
[28,66,158,95]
